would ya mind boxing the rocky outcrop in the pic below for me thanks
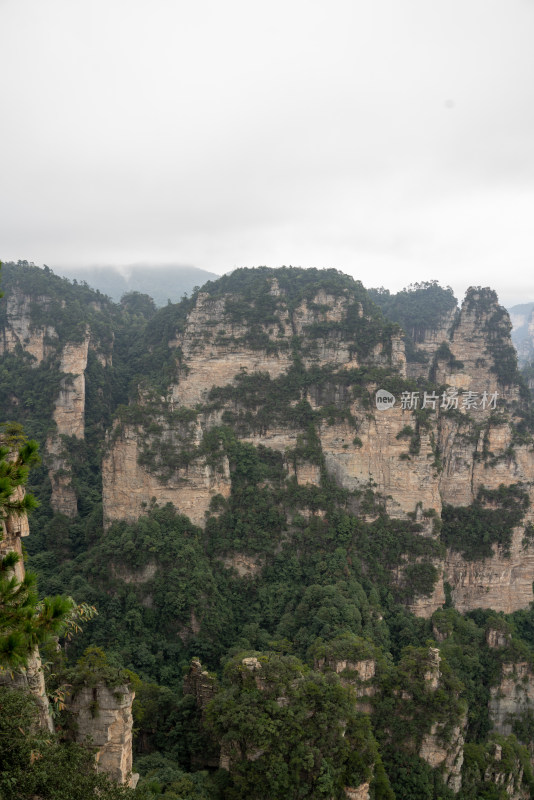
[0,484,30,579]
[435,293,513,396]
[0,269,113,518]
[419,721,465,793]
[489,662,534,738]
[487,625,512,649]
[478,658,534,796]
[0,288,97,517]
[102,287,418,523]
[68,683,138,786]
[168,286,406,410]
[315,654,376,714]
[409,568,447,619]
[46,333,90,516]
[52,334,90,440]
[0,288,56,364]
[6,272,526,619]
[344,784,370,800]
[444,527,534,614]
[317,405,441,518]
[416,525,534,620]
[168,290,294,408]
[0,649,53,733]
[417,648,465,793]
[1,445,138,788]
[0,481,53,731]
[423,647,441,690]
[183,658,218,712]
[482,742,530,800]
[102,423,231,529]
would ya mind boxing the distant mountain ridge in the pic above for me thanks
[509,301,534,365]
[52,263,219,306]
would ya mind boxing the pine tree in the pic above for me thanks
[0,427,73,670]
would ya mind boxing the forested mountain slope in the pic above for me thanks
[4,262,534,798]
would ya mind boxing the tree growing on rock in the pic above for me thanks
[0,426,73,671]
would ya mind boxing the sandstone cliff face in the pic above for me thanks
[317,405,441,518]
[3,275,522,622]
[183,658,218,712]
[0,288,57,364]
[103,284,406,526]
[0,284,105,517]
[396,291,534,616]
[167,286,406,408]
[0,484,30,580]
[169,290,294,407]
[435,292,518,402]
[104,283,398,527]
[415,648,465,793]
[445,526,534,614]
[68,683,138,786]
[101,282,534,617]
[46,333,91,516]
[419,721,465,794]
[102,423,231,529]
[488,663,534,798]
[489,662,534,739]
[6,271,533,621]
[0,649,52,733]
[52,334,90,440]
[0,472,138,784]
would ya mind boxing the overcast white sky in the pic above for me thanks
[1,0,534,306]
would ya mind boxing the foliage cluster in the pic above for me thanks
[369,281,457,361]
[0,432,74,670]
[205,651,380,800]
[441,484,529,560]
